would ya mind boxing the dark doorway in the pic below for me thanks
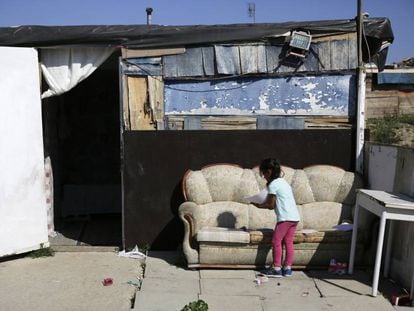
[42,52,122,248]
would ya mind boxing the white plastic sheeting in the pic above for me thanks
[44,156,56,237]
[40,47,115,98]
[0,46,49,257]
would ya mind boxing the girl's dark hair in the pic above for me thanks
[260,158,281,184]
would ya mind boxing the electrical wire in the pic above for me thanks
[124,59,257,93]
[361,19,373,74]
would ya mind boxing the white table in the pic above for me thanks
[348,189,414,299]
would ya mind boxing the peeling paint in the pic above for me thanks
[301,82,318,92]
[259,93,269,110]
[164,75,356,116]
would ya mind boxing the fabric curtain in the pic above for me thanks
[40,47,115,98]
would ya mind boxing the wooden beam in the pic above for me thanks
[147,76,164,128]
[127,76,154,130]
[304,118,351,123]
[167,117,184,130]
[122,47,186,58]
[122,74,130,130]
[201,117,257,130]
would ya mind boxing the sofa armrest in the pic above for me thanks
[178,201,200,265]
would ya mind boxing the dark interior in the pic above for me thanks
[42,51,122,247]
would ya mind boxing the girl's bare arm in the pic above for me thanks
[252,194,276,210]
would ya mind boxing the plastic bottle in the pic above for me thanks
[328,258,337,272]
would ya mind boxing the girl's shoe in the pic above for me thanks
[260,267,283,278]
[283,268,292,277]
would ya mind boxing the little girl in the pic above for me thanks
[252,158,300,277]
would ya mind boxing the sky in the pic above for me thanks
[0,0,412,63]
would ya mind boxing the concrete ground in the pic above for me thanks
[134,251,413,311]
[0,250,412,311]
[0,252,143,311]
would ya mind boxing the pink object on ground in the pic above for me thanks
[102,278,113,286]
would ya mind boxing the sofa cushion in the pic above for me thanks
[252,165,294,188]
[291,170,315,204]
[300,202,352,229]
[335,171,364,205]
[246,205,277,230]
[196,201,250,229]
[197,227,250,244]
[185,165,268,204]
[246,205,304,231]
[202,165,245,202]
[304,165,345,203]
[233,169,262,203]
[184,170,213,204]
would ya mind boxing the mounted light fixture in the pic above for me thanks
[287,30,312,58]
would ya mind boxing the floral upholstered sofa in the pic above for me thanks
[178,163,368,269]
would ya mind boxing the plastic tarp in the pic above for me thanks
[0,18,393,70]
[0,18,393,48]
[377,73,414,84]
[40,47,115,98]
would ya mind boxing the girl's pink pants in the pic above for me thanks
[272,221,298,267]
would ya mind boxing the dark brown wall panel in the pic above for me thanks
[123,129,355,250]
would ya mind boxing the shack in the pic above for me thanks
[0,18,393,254]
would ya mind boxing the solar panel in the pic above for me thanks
[289,31,312,50]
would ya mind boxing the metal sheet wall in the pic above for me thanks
[162,36,357,78]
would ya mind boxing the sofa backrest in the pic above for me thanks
[183,164,363,206]
[183,164,262,204]
[291,165,363,205]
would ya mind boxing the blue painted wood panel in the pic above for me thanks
[378,73,414,84]
[164,75,356,116]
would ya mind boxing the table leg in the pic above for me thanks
[411,270,414,306]
[348,200,360,275]
[384,220,394,278]
[372,212,387,297]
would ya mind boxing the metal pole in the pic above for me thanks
[355,0,366,174]
[118,59,126,250]
[146,7,153,25]
[348,197,360,274]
